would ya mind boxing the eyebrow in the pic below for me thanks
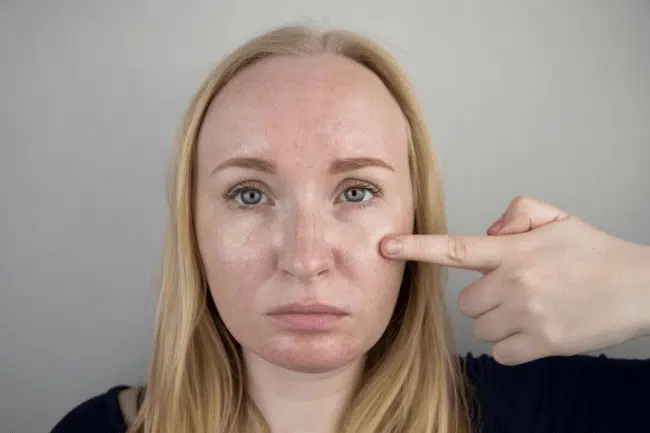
[211,156,395,175]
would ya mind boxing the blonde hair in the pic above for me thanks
[129,25,477,433]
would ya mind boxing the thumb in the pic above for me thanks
[488,196,569,235]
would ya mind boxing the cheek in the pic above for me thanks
[195,202,275,320]
[333,199,414,320]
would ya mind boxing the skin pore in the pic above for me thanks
[193,53,415,433]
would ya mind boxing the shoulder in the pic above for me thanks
[50,385,134,433]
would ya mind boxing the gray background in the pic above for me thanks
[1,1,649,432]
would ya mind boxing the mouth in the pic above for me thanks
[268,302,348,315]
[267,302,348,331]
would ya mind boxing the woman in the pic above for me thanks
[51,25,650,433]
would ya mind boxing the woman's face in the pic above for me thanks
[195,53,414,373]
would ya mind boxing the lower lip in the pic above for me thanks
[269,313,346,331]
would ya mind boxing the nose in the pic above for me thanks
[277,206,334,281]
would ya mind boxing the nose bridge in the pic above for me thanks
[278,200,332,279]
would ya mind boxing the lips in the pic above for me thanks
[267,303,348,331]
[267,302,348,315]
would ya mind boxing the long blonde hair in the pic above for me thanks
[129,25,477,433]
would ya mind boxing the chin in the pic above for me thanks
[261,337,368,373]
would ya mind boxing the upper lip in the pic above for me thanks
[268,302,348,315]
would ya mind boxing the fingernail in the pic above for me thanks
[383,239,402,256]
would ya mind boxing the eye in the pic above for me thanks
[341,187,372,202]
[224,182,269,207]
[236,188,266,205]
[337,181,382,204]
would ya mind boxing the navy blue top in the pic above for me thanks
[50,353,650,433]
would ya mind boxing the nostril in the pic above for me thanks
[277,240,334,280]
[275,206,338,280]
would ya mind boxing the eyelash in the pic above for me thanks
[223,179,383,210]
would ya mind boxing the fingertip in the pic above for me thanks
[380,237,403,256]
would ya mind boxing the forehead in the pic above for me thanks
[197,53,408,168]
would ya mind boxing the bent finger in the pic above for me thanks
[488,196,569,235]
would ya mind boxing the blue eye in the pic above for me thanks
[341,187,374,203]
[226,181,381,209]
[224,182,270,210]
[234,188,266,205]
[338,180,382,204]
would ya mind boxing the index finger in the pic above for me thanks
[380,234,509,272]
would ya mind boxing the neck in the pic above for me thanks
[245,351,364,433]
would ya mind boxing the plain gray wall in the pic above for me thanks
[2,1,649,432]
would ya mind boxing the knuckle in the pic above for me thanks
[511,195,532,210]
[522,295,545,319]
[446,235,468,263]
[518,296,567,355]
[540,321,566,353]
[507,266,537,289]
[515,278,544,314]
